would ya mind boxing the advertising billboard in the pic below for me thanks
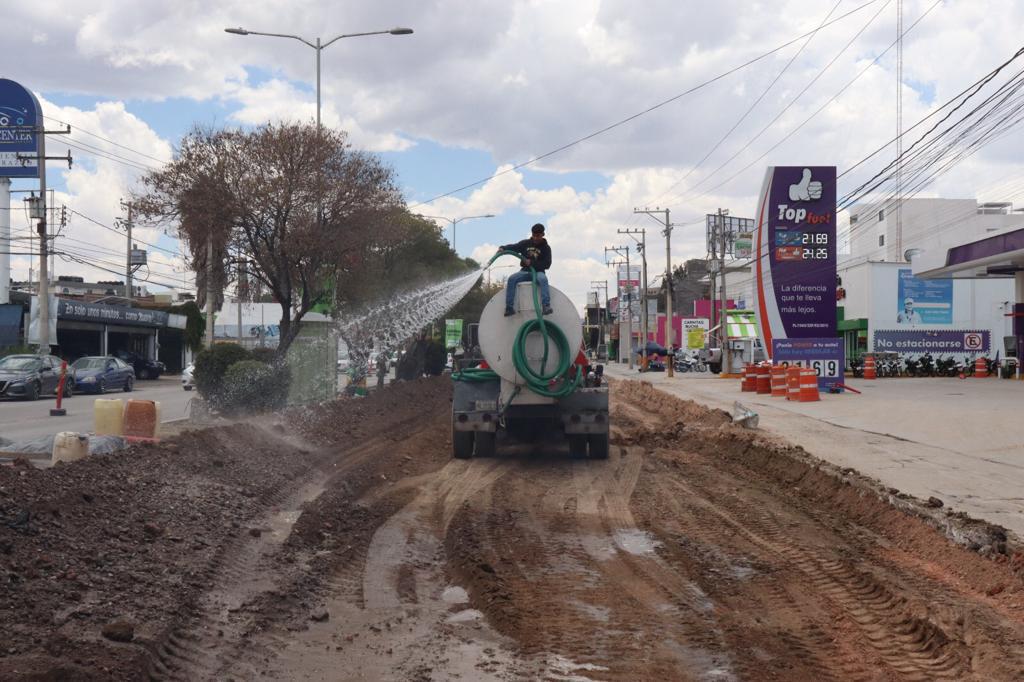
[897,269,951,325]
[752,166,837,359]
[0,79,41,178]
[873,329,989,355]
[772,337,845,390]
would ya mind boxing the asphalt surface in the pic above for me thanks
[0,375,193,442]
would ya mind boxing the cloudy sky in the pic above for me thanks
[5,0,1024,311]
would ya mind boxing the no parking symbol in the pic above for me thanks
[964,333,984,351]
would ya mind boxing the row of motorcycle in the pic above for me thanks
[849,353,1000,378]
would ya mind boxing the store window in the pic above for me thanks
[878,209,885,221]
[878,234,885,247]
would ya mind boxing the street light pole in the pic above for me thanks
[416,214,495,254]
[224,25,414,128]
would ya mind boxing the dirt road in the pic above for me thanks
[3,377,1024,680]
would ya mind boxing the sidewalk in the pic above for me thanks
[606,363,1024,538]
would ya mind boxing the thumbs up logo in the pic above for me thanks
[789,168,822,202]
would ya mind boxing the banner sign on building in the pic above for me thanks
[753,166,837,359]
[57,299,171,328]
[683,318,709,350]
[873,329,989,355]
[0,79,41,178]
[444,319,463,349]
[772,337,845,390]
[897,268,952,325]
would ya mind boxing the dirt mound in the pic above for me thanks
[0,377,453,681]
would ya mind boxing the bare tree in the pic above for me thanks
[136,123,403,356]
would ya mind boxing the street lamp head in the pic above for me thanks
[483,213,496,218]
[224,27,250,35]
[389,27,414,35]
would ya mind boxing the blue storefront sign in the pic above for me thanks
[873,329,989,355]
[772,337,845,390]
[0,79,41,178]
[897,269,951,325]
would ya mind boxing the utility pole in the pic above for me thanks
[718,208,731,375]
[634,207,675,376]
[205,235,215,349]
[21,124,71,352]
[121,200,133,307]
[605,246,633,369]
[590,279,609,353]
[618,228,648,369]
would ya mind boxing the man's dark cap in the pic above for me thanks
[531,223,545,235]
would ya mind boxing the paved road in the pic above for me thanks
[0,376,193,442]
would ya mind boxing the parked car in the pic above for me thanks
[114,350,166,379]
[71,356,135,394]
[182,363,195,391]
[0,354,73,400]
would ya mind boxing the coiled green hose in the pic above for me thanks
[452,251,581,398]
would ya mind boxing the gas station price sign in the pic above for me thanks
[753,166,838,357]
[771,338,845,390]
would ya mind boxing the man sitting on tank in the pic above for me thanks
[499,223,553,317]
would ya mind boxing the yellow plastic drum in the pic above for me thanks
[94,399,125,436]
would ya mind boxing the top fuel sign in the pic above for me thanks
[752,166,837,359]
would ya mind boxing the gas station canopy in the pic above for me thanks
[913,225,1024,280]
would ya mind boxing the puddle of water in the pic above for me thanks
[543,654,610,682]
[441,585,470,604]
[446,608,485,623]
[613,528,662,555]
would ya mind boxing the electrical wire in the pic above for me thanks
[42,114,169,166]
[409,0,887,209]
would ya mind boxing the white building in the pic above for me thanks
[838,199,1021,361]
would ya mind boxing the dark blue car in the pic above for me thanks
[71,356,135,394]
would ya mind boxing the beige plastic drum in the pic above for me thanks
[52,432,88,464]
[479,282,583,387]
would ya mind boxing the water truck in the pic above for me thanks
[451,254,610,459]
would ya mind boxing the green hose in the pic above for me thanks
[450,250,581,398]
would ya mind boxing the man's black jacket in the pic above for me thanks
[500,238,552,273]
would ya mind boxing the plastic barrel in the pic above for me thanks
[94,399,125,436]
[52,432,88,464]
[124,400,158,438]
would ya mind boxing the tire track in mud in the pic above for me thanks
[614,380,1024,681]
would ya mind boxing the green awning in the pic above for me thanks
[726,310,758,339]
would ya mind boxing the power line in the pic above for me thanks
[409,0,886,209]
[69,209,179,255]
[42,113,169,165]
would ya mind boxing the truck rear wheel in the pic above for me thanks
[474,431,496,458]
[568,434,588,459]
[453,427,474,459]
[588,433,609,460]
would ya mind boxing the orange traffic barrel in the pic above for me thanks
[123,399,158,439]
[799,368,820,402]
[863,355,876,380]
[974,356,987,377]
[755,363,772,394]
[770,364,787,397]
[786,366,801,401]
[741,364,757,391]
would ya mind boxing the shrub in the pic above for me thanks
[222,359,290,414]
[193,343,251,404]
[249,347,277,364]
[424,340,447,376]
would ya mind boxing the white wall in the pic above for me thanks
[845,199,1024,263]
[864,261,1013,356]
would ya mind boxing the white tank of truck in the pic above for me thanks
[452,280,609,460]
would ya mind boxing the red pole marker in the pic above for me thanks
[51,360,68,417]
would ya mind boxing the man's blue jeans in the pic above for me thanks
[505,270,550,311]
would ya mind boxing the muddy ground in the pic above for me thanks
[2,377,1024,681]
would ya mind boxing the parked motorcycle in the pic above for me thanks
[849,357,864,378]
[918,352,935,377]
[884,358,901,377]
[674,353,708,373]
[935,355,957,377]
[904,357,921,377]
